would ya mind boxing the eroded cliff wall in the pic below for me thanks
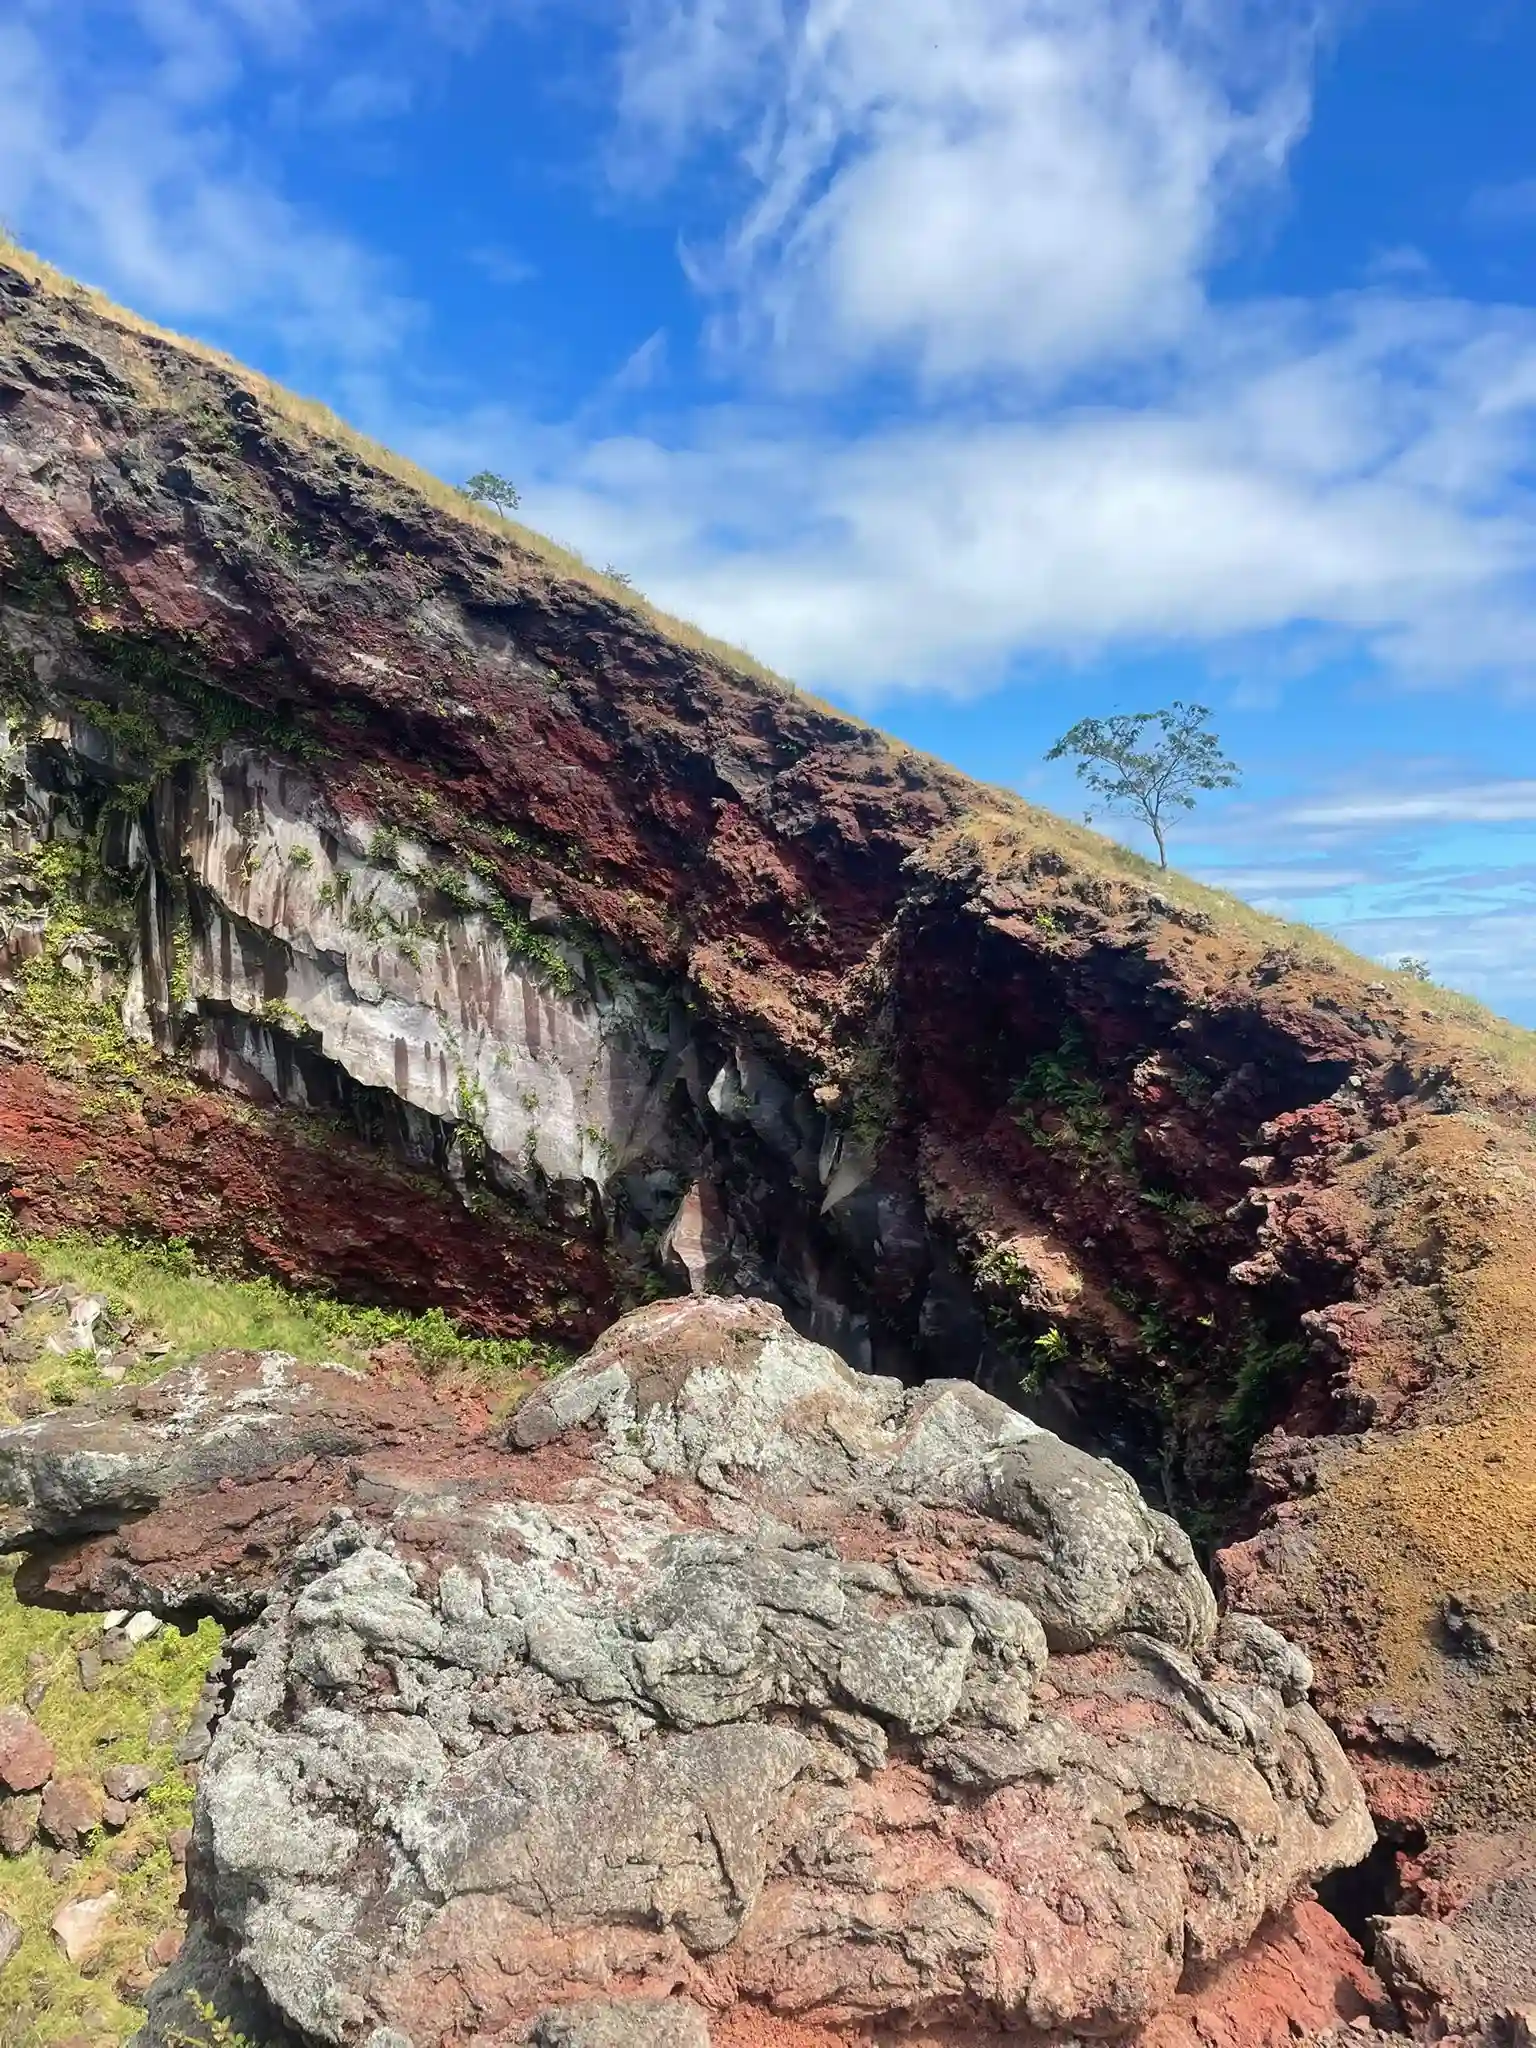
[4,249,1536,2031]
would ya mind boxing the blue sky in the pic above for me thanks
[4,2,1536,1017]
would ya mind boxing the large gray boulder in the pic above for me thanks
[0,1297,1373,2047]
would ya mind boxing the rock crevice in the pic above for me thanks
[5,250,1536,2037]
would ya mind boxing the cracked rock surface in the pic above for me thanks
[0,1297,1375,2046]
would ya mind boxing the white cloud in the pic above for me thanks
[618,0,1317,386]
[543,3,1531,699]
[1281,780,1536,829]
[0,4,418,378]
[1336,907,1536,1010]
[410,294,1536,697]
[1190,865,1377,894]
[605,330,669,397]
[1363,244,1434,286]
[10,0,1536,728]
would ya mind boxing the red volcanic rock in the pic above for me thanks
[0,1706,53,1793]
[1138,1901,1379,2047]
[0,1251,40,1291]
[0,1794,40,1856]
[1371,1827,1536,2040]
[39,1775,103,1848]
[0,1347,503,1615]
[6,247,1536,2040]
[0,1061,611,1347]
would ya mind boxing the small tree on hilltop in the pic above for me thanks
[459,470,521,515]
[1046,702,1239,870]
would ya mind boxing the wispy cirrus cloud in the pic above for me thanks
[509,0,1536,706]
[402,289,1536,700]
[617,0,1320,387]
[12,0,1536,715]
[0,3,420,380]
[1191,864,1378,895]
[1176,761,1536,1009]
[1281,779,1536,829]
[1468,176,1536,231]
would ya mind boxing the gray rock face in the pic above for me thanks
[0,1350,372,1547]
[176,748,674,1201]
[0,713,916,1362]
[89,1297,1374,2046]
[529,2002,709,2048]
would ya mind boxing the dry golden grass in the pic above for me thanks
[952,792,1536,1086]
[1287,1113,1536,1827]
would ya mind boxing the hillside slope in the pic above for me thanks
[2,244,1535,2035]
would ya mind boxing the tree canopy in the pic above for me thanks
[458,470,521,515]
[1046,703,1239,869]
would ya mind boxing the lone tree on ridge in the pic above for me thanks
[459,470,521,515]
[1046,702,1239,870]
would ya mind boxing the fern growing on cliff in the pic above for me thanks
[1011,1024,1136,1172]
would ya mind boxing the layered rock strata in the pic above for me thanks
[0,1298,1376,2045]
[4,250,1536,2031]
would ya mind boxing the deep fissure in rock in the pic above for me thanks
[0,661,1383,1549]
[9,257,1536,2038]
[1317,1822,1426,1954]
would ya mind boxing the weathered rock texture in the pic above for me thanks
[3,250,1536,2032]
[0,1299,1377,2046]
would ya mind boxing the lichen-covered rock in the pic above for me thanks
[78,1299,1376,2047]
[0,1348,473,1614]
[4,257,1536,2041]
[529,2003,710,2047]
[0,1350,414,1543]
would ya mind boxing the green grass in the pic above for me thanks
[0,1222,572,2038]
[0,1227,571,1393]
[0,1569,222,2047]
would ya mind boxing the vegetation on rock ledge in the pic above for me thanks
[0,1224,572,1394]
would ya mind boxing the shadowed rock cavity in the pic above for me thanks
[0,716,968,1378]
[0,1297,1376,2047]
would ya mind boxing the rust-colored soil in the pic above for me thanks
[0,1059,612,1342]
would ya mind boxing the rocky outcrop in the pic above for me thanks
[4,247,1536,2032]
[0,1299,1376,2045]
[1370,1825,1536,2042]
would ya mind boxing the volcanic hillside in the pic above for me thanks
[1,239,1535,2039]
